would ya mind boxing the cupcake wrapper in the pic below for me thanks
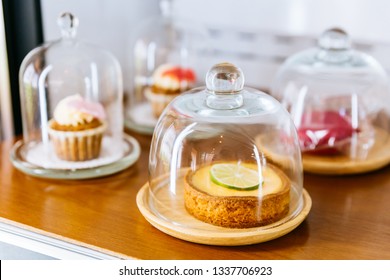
[48,121,107,161]
[145,89,178,118]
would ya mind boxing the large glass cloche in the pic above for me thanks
[272,28,390,175]
[11,12,140,179]
[125,0,208,134]
[137,62,311,245]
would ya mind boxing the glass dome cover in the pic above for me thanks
[125,0,208,134]
[139,62,309,244]
[12,12,140,179]
[272,28,390,174]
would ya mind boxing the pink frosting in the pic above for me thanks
[67,97,106,120]
[53,94,106,126]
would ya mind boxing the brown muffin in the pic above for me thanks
[48,119,106,161]
[48,94,107,161]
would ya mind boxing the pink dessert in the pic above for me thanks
[297,110,359,155]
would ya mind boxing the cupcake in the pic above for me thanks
[48,94,107,161]
[145,64,196,118]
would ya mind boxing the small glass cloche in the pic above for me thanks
[272,28,390,175]
[125,0,208,134]
[137,62,311,245]
[11,12,140,179]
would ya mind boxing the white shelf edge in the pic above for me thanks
[0,221,120,260]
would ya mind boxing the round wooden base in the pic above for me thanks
[303,128,390,175]
[136,183,311,246]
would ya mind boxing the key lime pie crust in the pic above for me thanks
[184,162,290,228]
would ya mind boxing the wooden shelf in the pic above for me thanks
[1,132,390,259]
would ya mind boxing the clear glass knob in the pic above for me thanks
[206,62,244,109]
[160,0,173,18]
[317,28,351,63]
[57,12,79,39]
[318,27,351,51]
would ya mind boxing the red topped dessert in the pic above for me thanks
[145,64,196,118]
[297,110,359,155]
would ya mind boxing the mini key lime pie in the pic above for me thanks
[140,62,308,245]
[48,94,107,161]
[184,162,290,228]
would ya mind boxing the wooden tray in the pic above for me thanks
[256,127,390,175]
[303,128,390,175]
[136,183,312,246]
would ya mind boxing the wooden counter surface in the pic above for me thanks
[1,132,389,259]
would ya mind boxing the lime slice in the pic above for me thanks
[210,163,261,191]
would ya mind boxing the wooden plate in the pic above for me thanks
[303,128,390,175]
[136,183,312,246]
[256,127,390,175]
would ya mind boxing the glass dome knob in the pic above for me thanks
[318,27,351,51]
[57,12,79,39]
[206,62,245,110]
[206,62,244,94]
[160,0,173,18]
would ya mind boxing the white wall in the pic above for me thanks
[41,0,160,91]
[41,0,390,90]
[174,0,390,43]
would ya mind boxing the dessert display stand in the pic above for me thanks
[137,183,311,246]
[1,132,390,259]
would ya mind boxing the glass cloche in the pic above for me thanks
[125,0,208,134]
[271,28,390,175]
[136,62,311,245]
[11,12,140,179]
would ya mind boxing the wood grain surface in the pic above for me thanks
[1,131,390,259]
